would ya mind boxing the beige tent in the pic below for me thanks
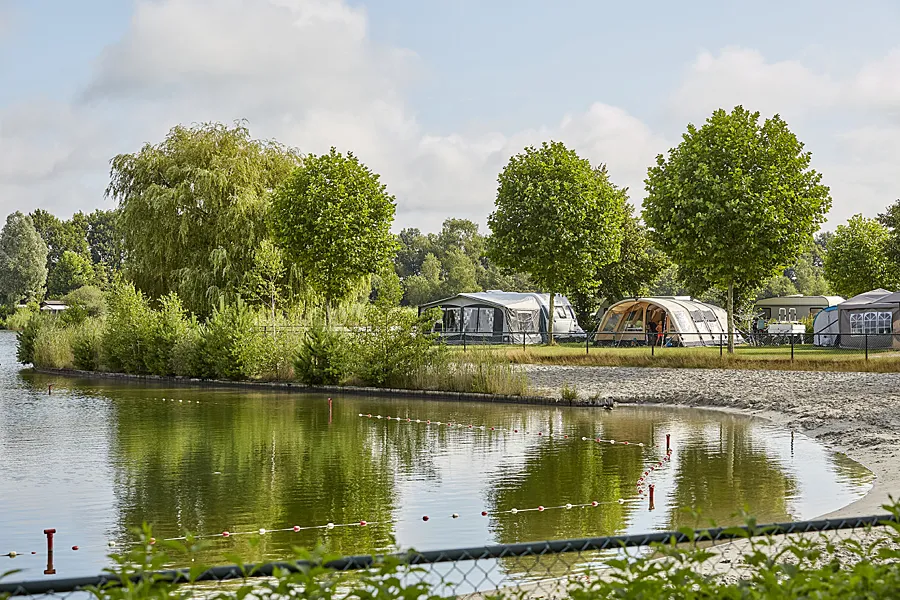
[593,297,741,347]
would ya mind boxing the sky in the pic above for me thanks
[2,0,900,233]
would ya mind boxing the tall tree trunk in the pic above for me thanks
[270,294,276,339]
[548,292,556,346]
[727,280,735,354]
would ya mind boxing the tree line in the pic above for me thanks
[3,109,899,349]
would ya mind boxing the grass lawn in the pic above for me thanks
[450,343,900,373]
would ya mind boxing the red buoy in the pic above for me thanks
[222,531,230,537]
[591,501,598,507]
[537,506,544,511]
[359,521,367,526]
[71,546,79,551]
[293,526,300,532]
[481,511,488,516]
[422,516,429,521]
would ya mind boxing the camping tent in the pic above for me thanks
[593,297,740,347]
[418,291,584,344]
[812,306,839,347]
[836,289,900,349]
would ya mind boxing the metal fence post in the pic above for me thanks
[865,332,868,360]
[463,331,466,352]
[720,333,724,357]
[522,331,526,352]
[585,332,589,355]
[791,335,794,362]
[651,338,655,357]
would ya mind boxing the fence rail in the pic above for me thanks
[2,512,897,598]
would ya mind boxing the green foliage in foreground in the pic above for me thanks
[6,510,900,600]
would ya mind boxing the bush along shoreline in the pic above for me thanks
[16,282,530,397]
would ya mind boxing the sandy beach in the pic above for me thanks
[525,365,900,519]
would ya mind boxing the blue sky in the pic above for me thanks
[2,0,900,231]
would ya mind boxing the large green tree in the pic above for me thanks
[107,122,300,316]
[488,142,626,343]
[30,209,90,289]
[643,106,831,351]
[46,250,95,297]
[824,214,899,298]
[85,208,125,272]
[569,208,668,326]
[0,212,49,305]
[272,148,398,324]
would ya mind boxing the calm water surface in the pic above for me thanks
[0,331,872,584]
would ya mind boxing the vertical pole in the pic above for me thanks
[586,331,589,355]
[44,528,57,572]
[865,332,869,361]
[44,528,56,554]
[651,339,655,357]
[791,335,794,362]
[48,384,53,395]
[666,433,670,453]
[648,484,655,511]
[463,330,467,352]
[328,397,332,424]
[720,333,724,358]
[523,331,526,352]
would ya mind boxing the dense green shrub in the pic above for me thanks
[72,318,103,371]
[32,323,75,369]
[15,312,46,364]
[64,285,105,317]
[355,305,443,387]
[195,299,259,380]
[249,330,302,380]
[4,303,38,331]
[144,293,193,376]
[170,326,203,377]
[294,323,351,385]
[102,282,154,374]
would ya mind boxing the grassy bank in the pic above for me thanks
[454,344,900,373]
[17,283,531,397]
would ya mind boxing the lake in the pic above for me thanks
[0,330,873,585]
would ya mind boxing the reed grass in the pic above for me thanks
[400,350,531,395]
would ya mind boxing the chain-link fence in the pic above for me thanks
[3,512,899,599]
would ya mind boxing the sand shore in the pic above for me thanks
[525,365,900,519]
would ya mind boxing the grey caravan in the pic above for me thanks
[418,291,584,344]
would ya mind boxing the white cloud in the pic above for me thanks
[669,47,841,123]
[4,2,900,234]
[57,0,659,231]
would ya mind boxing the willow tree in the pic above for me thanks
[643,106,831,352]
[487,141,626,344]
[272,148,398,325]
[107,122,300,315]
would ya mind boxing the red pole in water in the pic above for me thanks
[666,434,670,452]
[649,484,655,511]
[43,528,57,574]
[44,529,56,553]
[328,397,333,424]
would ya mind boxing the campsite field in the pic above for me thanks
[452,343,900,373]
